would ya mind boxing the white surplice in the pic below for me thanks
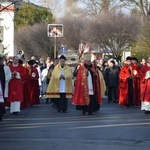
[10,101,21,113]
[141,63,150,111]
[60,68,66,93]
[88,71,94,95]
[4,65,11,98]
[41,68,48,94]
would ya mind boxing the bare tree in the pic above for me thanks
[65,0,128,17]
[81,13,140,61]
[58,16,84,50]
[15,23,54,59]
[64,0,81,16]
[14,7,141,61]
[120,0,150,21]
[132,24,150,59]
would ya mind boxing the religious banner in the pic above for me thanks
[47,24,63,37]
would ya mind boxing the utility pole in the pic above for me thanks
[54,36,57,59]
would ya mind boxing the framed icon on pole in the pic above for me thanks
[47,24,63,37]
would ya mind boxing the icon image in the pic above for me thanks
[47,24,63,37]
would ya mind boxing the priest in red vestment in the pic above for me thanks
[27,60,40,106]
[21,63,30,109]
[72,54,106,115]
[131,57,141,106]
[7,56,26,114]
[140,56,150,114]
[118,56,141,107]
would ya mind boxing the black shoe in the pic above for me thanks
[113,100,118,103]
[124,105,130,108]
[13,112,19,115]
[145,111,150,114]
[0,115,2,121]
[62,110,67,113]
[82,110,86,115]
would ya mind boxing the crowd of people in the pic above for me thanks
[0,53,150,121]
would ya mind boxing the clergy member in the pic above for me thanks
[27,60,40,106]
[72,54,106,115]
[118,56,141,107]
[131,57,141,106]
[0,57,11,120]
[140,56,150,114]
[7,56,26,114]
[46,55,73,113]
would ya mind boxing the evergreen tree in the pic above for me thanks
[14,3,54,28]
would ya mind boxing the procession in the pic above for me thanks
[0,53,150,121]
[1,1,150,149]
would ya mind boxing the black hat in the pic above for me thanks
[126,56,132,60]
[132,57,138,62]
[110,60,115,65]
[27,60,36,65]
[59,55,66,60]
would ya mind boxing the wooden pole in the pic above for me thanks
[54,36,57,59]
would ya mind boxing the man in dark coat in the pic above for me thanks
[104,60,120,103]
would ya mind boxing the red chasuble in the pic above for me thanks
[72,65,102,106]
[118,64,141,106]
[27,66,40,105]
[132,64,141,106]
[118,65,130,105]
[7,64,26,102]
[21,67,30,109]
[140,64,150,102]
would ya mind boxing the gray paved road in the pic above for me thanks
[0,98,150,150]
